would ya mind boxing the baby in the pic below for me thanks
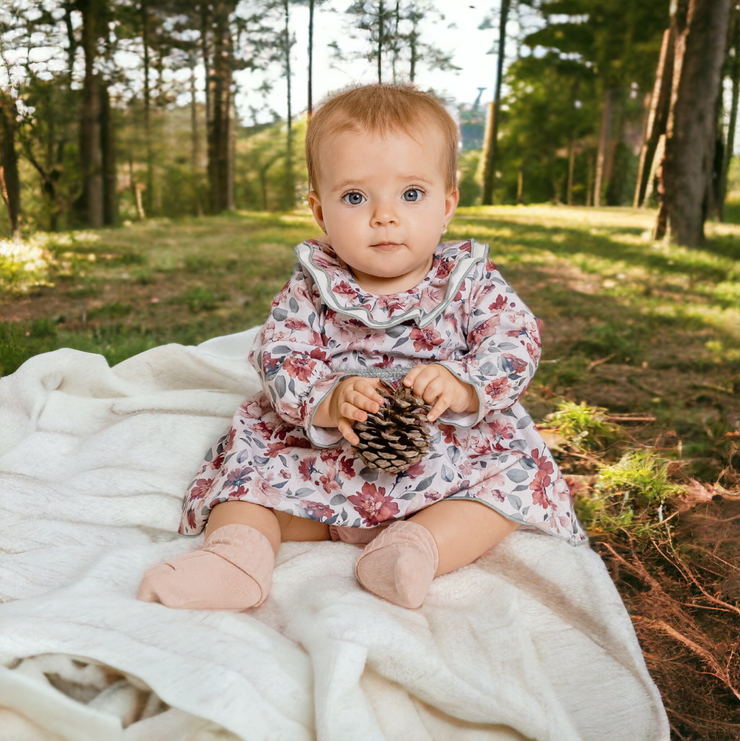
[138,83,587,612]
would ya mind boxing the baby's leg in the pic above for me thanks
[355,500,519,608]
[408,499,520,576]
[138,501,281,611]
[138,503,332,611]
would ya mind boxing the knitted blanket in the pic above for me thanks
[0,329,670,740]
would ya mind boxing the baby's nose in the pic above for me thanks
[371,201,399,226]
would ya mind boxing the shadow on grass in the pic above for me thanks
[456,213,739,282]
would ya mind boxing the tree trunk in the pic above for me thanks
[141,0,153,217]
[567,134,576,205]
[284,0,294,209]
[719,13,740,219]
[307,0,315,117]
[207,0,235,213]
[634,27,675,207]
[377,0,384,83]
[0,92,21,238]
[392,0,400,83]
[593,87,614,208]
[76,0,105,228]
[481,0,511,206]
[190,62,203,216]
[409,23,418,82]
[517,166,523,204]
[663,0,731,246]
[100,83,118,226]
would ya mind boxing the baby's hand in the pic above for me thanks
[402,364,478,423]
[327,376,386,446]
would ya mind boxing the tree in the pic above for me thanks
[717,5,740,220]
[335,1,457,85]
[74,0,120,228]
[660,0,732,245]
[0,90,20,238]
[481,0,512,206]
[524,0,670,207]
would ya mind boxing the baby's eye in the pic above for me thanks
[402,188,424,203]
[342,192,366,205]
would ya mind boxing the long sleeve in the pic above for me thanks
[248,265,347,447]
[437,259,541,428]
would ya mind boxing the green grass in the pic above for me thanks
[1,204,738,484]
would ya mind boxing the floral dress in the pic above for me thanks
[179,238,588,547]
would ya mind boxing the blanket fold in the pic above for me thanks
[0,329,669,740]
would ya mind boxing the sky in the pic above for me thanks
[232,1,537,125]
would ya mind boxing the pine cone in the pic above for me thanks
[353,379,433,474]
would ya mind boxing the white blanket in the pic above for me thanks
[0,329,670,741]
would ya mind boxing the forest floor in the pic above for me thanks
[2,204,739,739]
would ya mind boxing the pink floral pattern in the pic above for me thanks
[179,239,588,546]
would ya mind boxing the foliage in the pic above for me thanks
[544,400,620,450]
[596,450,683,508]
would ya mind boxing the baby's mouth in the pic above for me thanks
[370,241,403,249]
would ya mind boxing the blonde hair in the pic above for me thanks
[305,83,458,195]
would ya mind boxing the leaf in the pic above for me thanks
[392,336,407,349]
[236,449,250,464]
[352,517,362,527]
[254,455,269,465]
[520,455,536,469]
[295,487,314,497]
[399,492,416,500]
[289,297,299,313]
[272,308,288,321]
[275,375,287,398]
[441,465,455,482]
[521,506,529,515]
[415,475,435,491]
[360,468,378,481]
[386,324,406,338]
[480,362,497,375]
[516,415,532,429]
[507,468,529,483]
[289,378,296,395]
[307,312,316,327]
[272,345,292,354]
[508,494,522,509]
[330,494,347,505]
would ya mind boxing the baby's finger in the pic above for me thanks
[421,377,446,405]
[339,401,367,422]
[356,379,386,405]
[347,390,380,415]
[427,393,452,422]
[402,364,429,389]
[338,417,360,446]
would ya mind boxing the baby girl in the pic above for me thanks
[138,83,587,613]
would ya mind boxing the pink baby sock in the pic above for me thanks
[354,520,439,609]
[137,523,275,611]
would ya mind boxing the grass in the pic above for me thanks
[1,205,737,481]
[1,203,739,737]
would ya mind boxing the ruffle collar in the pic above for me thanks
[294,238,489,328]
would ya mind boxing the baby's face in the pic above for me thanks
[308,122,458,294]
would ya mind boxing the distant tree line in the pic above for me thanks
[0,0,737,247]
